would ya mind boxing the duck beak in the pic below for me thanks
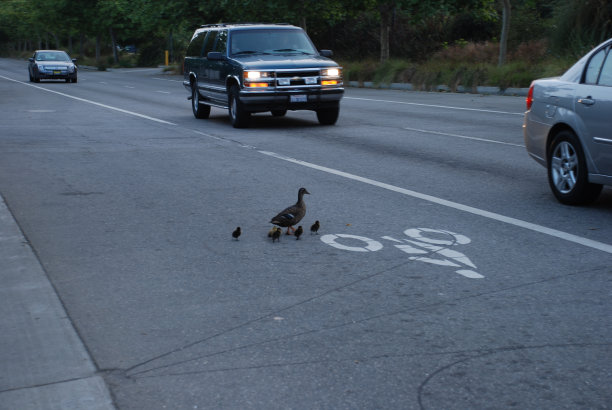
[304,189,310,194]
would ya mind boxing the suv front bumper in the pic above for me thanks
[239,87,344,112]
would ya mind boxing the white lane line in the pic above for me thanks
[258,150,612,255]
[345,96,524,116]
[155,91,171,94]
[404,127,525,147]
[4,72,608,254]
[153,77,183,83]
[0,75,176,125]
[120,68,161,73]
[124,85,135,89]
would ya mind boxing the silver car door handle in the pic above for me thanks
[578,96,595,106]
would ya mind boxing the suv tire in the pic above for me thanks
[316,105,339,125]
[547,130,602,205]
[229,85,250,128]
[192,84,211,119]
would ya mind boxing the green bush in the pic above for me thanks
[342,40,573,91]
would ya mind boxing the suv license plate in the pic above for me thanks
[290,94,307,103]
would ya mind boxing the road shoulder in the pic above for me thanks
[0,194,114,410]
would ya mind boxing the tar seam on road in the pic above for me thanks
[127,265,609,379]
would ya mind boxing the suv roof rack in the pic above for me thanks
[199,22,292,28]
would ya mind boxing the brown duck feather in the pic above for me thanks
[270,188,310,233]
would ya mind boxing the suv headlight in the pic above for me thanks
[321,67,342,86]
[68,64,75,73]
[245,71,270,79]
[322,68,340,77]
[244,71,273,88]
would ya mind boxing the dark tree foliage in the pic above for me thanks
[549,0,612,57]
[0,0,606,63]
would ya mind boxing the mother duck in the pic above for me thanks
[270,187,310,235]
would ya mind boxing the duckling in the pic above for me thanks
[232,227,241,241]
[268,227,277,237]
[272,227,282,243]
[270,187,310,235]
[295,226,303,240]
[310,220,320,235]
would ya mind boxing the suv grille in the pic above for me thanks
[276,70,320,78]
[275,69,322,88]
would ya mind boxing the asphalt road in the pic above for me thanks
[1,57,611,410]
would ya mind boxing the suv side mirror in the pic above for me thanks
[319,50,333,58]
[72,58,77,63]
[28,57,34,62]
[207,52,225,61]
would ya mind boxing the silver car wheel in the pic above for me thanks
[547,130,602,205]
[550,141,578,194]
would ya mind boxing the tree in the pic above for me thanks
[498,0,511,66]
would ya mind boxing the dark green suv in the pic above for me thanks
[183,23,344,128]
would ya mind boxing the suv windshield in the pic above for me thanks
[230,29,317,56]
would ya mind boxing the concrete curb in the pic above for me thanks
[348,80,529,96]
[0,195,115,410]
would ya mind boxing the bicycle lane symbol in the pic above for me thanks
[320,227,484,279]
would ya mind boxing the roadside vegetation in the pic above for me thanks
[1,0,610,90]
[343,40,576,89]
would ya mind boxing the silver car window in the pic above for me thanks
[584,48,606,84]
[598,51,612,86]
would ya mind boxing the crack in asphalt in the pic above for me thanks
[122,263,608,379]
[129,342,612,381]
[415,341,612,410]
[125,233,471,377]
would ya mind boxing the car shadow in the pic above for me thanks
[206,112,324,129]
[29,80,75,84]
[591,188,612,209]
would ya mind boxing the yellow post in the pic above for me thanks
[164,50,169,66]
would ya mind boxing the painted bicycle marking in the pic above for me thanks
[321,228,484,279]
[319,234,383,252]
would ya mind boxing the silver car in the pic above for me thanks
[523,38,612,205]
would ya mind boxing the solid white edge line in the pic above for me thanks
[345,96,524,116]
[258,150,612,255]
[0,74,176,125]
